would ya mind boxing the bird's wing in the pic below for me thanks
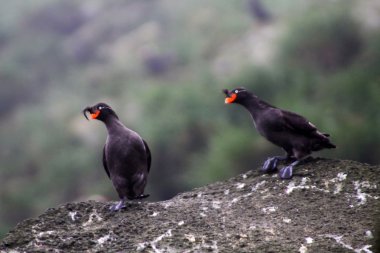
[280,110,317,134]
[102,145,110,178]
[143,139,152,173]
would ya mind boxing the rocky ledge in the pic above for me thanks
[1,158,379,252]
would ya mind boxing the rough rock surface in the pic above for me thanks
[1,158,379,252]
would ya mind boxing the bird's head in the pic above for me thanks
[83,102,119,122]
[223,87,250,104]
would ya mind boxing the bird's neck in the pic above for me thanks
[240,96,270,121]
[104,117,126,135]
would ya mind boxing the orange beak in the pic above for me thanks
[225,93,237,104]
[91,110,100,119]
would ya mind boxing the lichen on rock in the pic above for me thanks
[1,158,379,252]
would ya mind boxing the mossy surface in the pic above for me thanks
[1,158,379,252]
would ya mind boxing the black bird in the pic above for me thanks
[223,88,336,179]
[83,103,151,211]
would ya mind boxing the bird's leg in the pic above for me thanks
[109,198,127,211]
[262,156,288,173]
[279,150,311,179]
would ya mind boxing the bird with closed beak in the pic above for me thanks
[83,103,151,211]
[223,88,336,179]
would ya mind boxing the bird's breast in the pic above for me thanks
[105,135,146,169]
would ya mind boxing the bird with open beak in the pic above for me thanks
[83,103,151,211]
[223,88,335,179]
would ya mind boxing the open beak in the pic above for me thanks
[83,107,92,120]
[91,110,100,119]
[222,89,237,104]
[83,106,101,120]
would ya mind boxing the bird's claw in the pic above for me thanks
[109,200,126,211]
[262,157,279,172]
[279,165,293,179]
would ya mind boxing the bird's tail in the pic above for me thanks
[313,131,336,149]
[324,142,336,149]
[322,132,336,149]
[311,134,336,151]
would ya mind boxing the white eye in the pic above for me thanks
[235,90,239,94]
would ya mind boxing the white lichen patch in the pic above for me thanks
[325,173,347,194]
[82,210,102,227]
[358,245,374,253]
[37,231,55,237]
[212,201,221,209]
[325,234,373,253]
[337,172,347,181]
[283,218,291,223]
[286,177,311,194]
[178,220,184,226]
[197,193,203,198]
[262,206,278,214]
[184,233,196,243]
[251,181,266,192]
[231,198,239,204]
[68,211,77,221]
[329,172,348,183]
[150,212,159,217]
[32,230,57,247]
[200,212,207,217]
[333,183,343,194]
[227,192,253,207]
[226,193,245,207]
[286,181,304,194]
[286,177,329,194]
[305,237,313,244]
[331,235,354,251]
[299,244,308,253]
[353,181,379,206]
[365,230,373,238]
[236,183,245,189]
[360,181,377,189]
[242,174,247,179]
[137,229,172,252]
[97,234,111,245]
[224,189,230,195]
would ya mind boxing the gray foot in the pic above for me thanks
[278,160,299,179]
[262,156,287,173]
[109,200,126,211]
[279,165,293,179]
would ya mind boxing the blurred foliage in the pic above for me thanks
[0,0,380,238]
[279,3,362,73]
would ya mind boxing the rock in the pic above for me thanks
[1,158,379,252]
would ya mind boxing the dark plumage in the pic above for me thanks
[223,88,336,179]
[83,103,151,211]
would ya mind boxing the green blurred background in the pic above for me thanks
[1,0,380,238]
